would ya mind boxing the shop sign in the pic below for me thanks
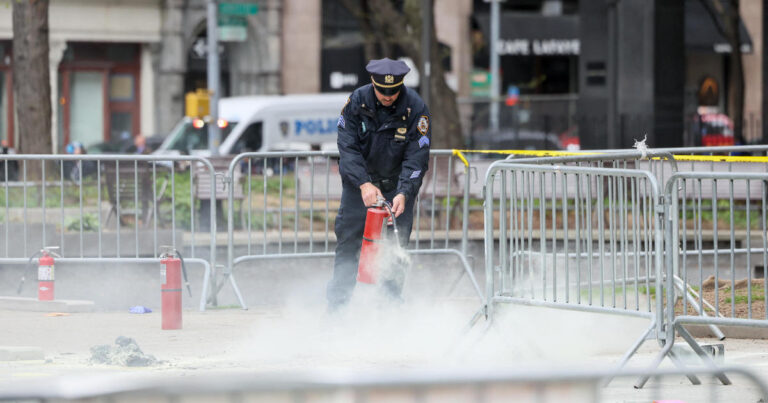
[497,39,580,56]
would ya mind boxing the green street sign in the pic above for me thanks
[470,70,491,97]
[218,15,247,26]
[219,2,259,16]
[218,14,248,42]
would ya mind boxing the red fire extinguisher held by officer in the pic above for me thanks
[159,246,192,330]
[357,197,397,284]
[17,246,60,301]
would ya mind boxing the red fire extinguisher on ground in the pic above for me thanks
[37,249,56,301]
[160,247,191,330]
[358,198,397,284]
[17,246,60,300]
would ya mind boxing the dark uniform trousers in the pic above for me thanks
[326,181,416,309]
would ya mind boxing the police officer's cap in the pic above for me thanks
[366,58,410,96]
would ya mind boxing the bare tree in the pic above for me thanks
[12,0,52,155]
[339,0,463,149]
[702,0,745,144]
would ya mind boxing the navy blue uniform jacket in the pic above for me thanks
[336,84,431,200]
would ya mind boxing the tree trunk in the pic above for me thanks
[424,1,462,149]
[12,0,52,156]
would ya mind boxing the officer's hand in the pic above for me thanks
[392,193,406,217]
[360,182,383,206]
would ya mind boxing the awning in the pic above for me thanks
[686,0,753,53]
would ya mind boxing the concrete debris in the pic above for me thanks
[89,336,158,367]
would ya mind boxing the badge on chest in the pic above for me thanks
[394,127,407,142]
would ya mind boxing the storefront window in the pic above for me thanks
[109,74,134,101]
[70,71,105,148]
[60,42,141,147]
[110,111,132,142]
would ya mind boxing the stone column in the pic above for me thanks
[282,0,319,93]
[156,0,186,135]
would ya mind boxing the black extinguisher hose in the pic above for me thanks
[382,200,398,235]
[174,249,193,297]
[375,196,398,236]
[17,250,43,295]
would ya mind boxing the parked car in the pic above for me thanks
[470,128,573,151]
[86,135,164,155]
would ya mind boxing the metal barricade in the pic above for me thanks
[0,155,217,311]
[4,366,767,402]
[501,145,768,185]
[217,150,484,309]
[638,171,768,388]
[482,161,665,370]
[505,150,679,186]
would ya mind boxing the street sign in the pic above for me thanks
[218,11,250,42]
[219,3,258,16]
[470,70,491,97]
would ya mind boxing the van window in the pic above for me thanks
[166,121,236,152]
[231,122,262,153]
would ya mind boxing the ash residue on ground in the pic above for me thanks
[89,336,159,367]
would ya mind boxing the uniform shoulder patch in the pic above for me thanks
[337,115,345,129]
[417,116,429,135]
[341,97,350,114]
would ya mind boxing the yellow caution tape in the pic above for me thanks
[450,149,768,165]
[452,150,469,167]
[454,149,596,157]
[670,154,768,163]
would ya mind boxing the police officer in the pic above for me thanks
[327,58,432,310]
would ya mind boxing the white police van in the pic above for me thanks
[154,93,349,156]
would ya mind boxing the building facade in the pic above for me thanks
[0,0,281,152]
[0,0,764,152]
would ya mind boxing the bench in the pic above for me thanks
[193,157,243,201]
[104,162,168,228]
[193,156,244,230]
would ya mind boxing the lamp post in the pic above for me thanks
[207,0,221,155]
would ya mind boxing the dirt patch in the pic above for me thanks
[675,276,766,319]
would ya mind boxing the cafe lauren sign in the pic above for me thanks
[218,2,259,42]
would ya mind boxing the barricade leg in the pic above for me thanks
[676,324,731,385]
[674,276,726,340]
[603,320,657,386]
[199,262,212,311]
[207,266,247,310]
[665,350,702,385]
[635,339,676,388]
